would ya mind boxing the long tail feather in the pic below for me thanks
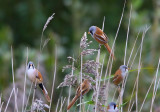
[104,43,115,60]
[67,95,79,110]
[39,83,51,102]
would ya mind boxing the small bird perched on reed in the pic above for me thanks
[88,26,115,60]
[107,102,119,112]
[67,79,91,110]
[27,61,51,102]
[113,65,130,86]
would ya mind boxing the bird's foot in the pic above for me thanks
[117,85,121,93]
[80,94,84,99]
[34,85,37,89]
[98,45,102,50]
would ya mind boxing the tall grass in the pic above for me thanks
[1,1,160,112]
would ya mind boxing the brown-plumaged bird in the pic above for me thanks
[88,26,115,60]
[113,65,129,86]
[67,79,91,110]
[27,61,51,102]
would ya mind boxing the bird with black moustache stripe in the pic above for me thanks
[107,102,119,112]
[113,65,130,86]
[27,61,51,102]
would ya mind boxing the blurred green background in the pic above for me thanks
[0,0,160,111]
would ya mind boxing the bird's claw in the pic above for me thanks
[98,45,102,50]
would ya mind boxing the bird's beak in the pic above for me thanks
[128,68,131,70]
[116,105,118,107]
[88,32,90,34]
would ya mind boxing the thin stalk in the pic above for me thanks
[139,76,155,112]
[59,97,66,112]
[121,5,132,111]
[55,98,60,112]
[112,87,118,102]
[124,4,132,65]
[22,47,28,112]
[102,16,105,31]
[104,0,126,84]
[49,45,57,112]
[136,26,149,112]
[31,79,37,111]
[127,75,137,112]
[79,54,83,112]
[11,46,18,112]
[24,82,33,112]
[127,32,140,66]
[95,40,101,112]
[129,101,135,112]
[0,102,3,112]
[128,26,150,112]
[4,89,14,112]
[0,94,2,112]
[87,104,90,112]
[40,13,55,52]
[150,58,160,112]
[67,56,74,112]
[111,0,127,57]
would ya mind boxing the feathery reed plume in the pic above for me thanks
[31,99,50,112]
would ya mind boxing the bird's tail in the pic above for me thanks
[104,43,115,60]
[67,95,79,110]
[39,83,51,102]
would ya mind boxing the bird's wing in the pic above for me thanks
[76,82,88,96]
[35,69,43,82]
[113,69,122,85]
[113,75,119,82]
[94,27,108,42]
[103,32,109,42]
[94,33,107,44]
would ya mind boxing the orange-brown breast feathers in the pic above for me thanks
[113,69,123,85]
